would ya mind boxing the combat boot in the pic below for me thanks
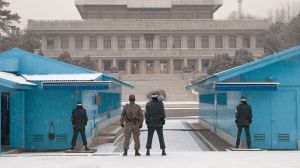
[146,149,150,156]
[123,149,128,156]
[162,149,166,156]
[135,149,141,156]
[85,146,89,151]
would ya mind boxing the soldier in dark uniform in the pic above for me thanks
[235,96,252,148]
[145,92,166,156]
[120,95,143,156]
[71,101,89,150]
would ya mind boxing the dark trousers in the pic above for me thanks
[71,127,87,147]
[146,127,166,149]
[236,126,251,148]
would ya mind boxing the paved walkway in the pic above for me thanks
[129,120,205,153]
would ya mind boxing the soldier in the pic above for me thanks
[145,92,166,156]
[71,101,89,151]
[120,94,143,156]
[235,96,253,149]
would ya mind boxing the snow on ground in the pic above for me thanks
[1,152,300,168]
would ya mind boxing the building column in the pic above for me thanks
[112,58,117,68]
[140,35,146,49]
[170,58,174,74]
[41,35,47,50]
[198,58,202,73]
[251,34,256,49]
[97,35,102,50]
[223,34,229,49]
[184,58,188,67]
[56,35,61,49]
[209,35,215,49]
[196,35,201,49]
[112,35,117,49]
[127,59,131,74]
[98,58,102,72]
[83,35,89,49]
[168,35,173,49]
[237,34,243,48]
[182,35,188,48]
[70,35,75,50]
[154,34,159,49]
[140,60,146,74]
[154,60,160,74]
[126,35,131,49]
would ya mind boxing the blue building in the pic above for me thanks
[0,48,132,152]
[187,46,300,150]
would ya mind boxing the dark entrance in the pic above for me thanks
[1,92,10,147]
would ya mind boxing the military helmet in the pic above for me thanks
[241,96,247,102]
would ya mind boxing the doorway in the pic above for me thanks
[160,60,169,74]
[146,60,155,74]
[131,60,140,74]
[1,92,10,148]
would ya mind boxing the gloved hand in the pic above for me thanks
[121,123,124,128]
[161,119,166,125]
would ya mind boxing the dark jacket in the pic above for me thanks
[71,106,88,129]
[145,99,166,128]
[235,102,252,126]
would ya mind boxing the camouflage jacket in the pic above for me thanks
[120,103,143,126]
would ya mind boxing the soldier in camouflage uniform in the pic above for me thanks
[145,92,166,156]
[120,94,143,156]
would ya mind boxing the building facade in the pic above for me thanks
[28,0,268,78]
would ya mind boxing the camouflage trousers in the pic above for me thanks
[123,123,141,150]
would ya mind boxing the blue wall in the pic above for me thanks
[199,55,300,149]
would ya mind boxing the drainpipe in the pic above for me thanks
[214,94,217,133]
[0,92,1,153]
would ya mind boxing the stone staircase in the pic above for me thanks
[120,74,199,117]
[92,122,123,145]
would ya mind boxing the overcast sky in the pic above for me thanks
[6,0,299,27]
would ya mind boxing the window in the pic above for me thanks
[103,60,112,71]
[75,36,83,49]
[146,39,153,48]
[145,34,154,48]
[215,35,223,48]
[201,35,209,48]
[61,36,69,49]
[173,36,181,48]
[229,35,237,48]
[187,36,195,48]
[174,59,183,71]
[243,35,251,48]
[132,36,139,48]
[201,59,210,71]
[117,60,126,71]
[104,36,111,49]
[188,60,198,71]
[47,36,56,49]
[89,36,97,49]
[256,35,263,48]
[118,36,125,49]
[160,36,168,48]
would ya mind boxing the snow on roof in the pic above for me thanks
[0,72,36,86]
[22,73,103,82]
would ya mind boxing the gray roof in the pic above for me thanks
[75,0,223,8]
[28,19,268,32]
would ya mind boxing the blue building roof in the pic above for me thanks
[0,48,133,89]
[187,45,300,90]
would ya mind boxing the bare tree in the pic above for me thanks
[58,51,73,64]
